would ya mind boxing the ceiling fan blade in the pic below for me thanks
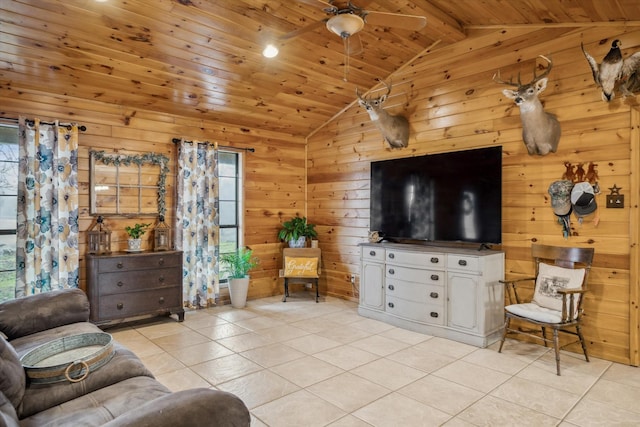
[362,11,427,31]
[346,33,363,55]
[278,18,329,41]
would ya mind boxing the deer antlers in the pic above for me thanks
[493,55,553,87]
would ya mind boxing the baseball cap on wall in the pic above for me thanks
[571,181,597,216]
[548,180,574,216]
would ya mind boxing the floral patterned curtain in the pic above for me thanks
[175,140,220,308]
[16,118,79,297]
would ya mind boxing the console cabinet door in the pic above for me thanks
[447,272,479,332]
[361,261,384,310]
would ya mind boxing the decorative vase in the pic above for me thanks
[288,236,306,248]
[229,277,250,308]
[127,238,142,252]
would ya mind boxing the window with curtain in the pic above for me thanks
[0,124,18,303]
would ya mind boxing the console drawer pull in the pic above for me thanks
[430,292,439,299]
[117,303,124,310]
[388,284,395,291]
[159,258,165,266]
[369,250,376,256]
[388,268,395,275]
[430,257,439,264]
[388,253,395,259]
[117,262,123,269]
[159,275,165,283]
[431,274,439,281]
[430,312,439,318]
[388,302,395,308]
[458,259,468,266]
[158,297,165,305]
[117,281,124,287]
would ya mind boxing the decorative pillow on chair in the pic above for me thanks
[532,262,586,317]
[284,257,318,278]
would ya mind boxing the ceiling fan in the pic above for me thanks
[278,0,427,80]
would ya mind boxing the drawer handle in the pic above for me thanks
[117,262,123,269]
[388,268,395,275]
[430,312,439,318]
[159,297,165,305]
[117,303,124,310]
[430,292,439,299]
[159,258,165,266]
[388,284,395,291]
[430,257,439,264]
[159,276,165,283]
[458,259,467,266]
[388,253,395,259]
[388,302,394,308]
[431,274,439,281]
[117,281,124,287]
[369,250,376,256]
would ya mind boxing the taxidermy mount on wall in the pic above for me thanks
[356,80,410,149]
[494,55,561,156]
[581,39,640,101]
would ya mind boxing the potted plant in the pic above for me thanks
[125,222,151,252]
[278,215,317,248]
[220,247,259,308]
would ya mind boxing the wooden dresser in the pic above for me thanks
[86,251,184,325]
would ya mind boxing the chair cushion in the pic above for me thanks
[284,257,318,278]
[532,262,585,317]
[0,335,25,411]
[505,303,563,324]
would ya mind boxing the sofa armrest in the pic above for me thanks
[0,289,90,340]
[102,388,250,427]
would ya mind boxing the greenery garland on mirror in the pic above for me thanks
[90,150,170,217]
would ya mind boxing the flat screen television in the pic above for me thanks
[370,146,502,246]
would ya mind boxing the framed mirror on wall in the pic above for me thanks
[89,150,169,217]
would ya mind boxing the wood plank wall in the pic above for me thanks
[0,88,306,302]
[307,26,640,366]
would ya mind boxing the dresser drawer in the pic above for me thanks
[98,289,182,320]
[96,253,182,273]
[385,295,444,325]
[447,254,481,273]
[362,246,385,262]
[386,280,444,306]
[98,268,182,295]
[386,250,444,269]
[386,265,443,285]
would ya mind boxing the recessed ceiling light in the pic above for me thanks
[263,44,279,58]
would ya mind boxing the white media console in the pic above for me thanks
[359,242,505,347]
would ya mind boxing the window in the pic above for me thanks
[218,151,243,285]
[0,124,18,302]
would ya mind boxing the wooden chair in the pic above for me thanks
[499,244,595,375]
[280,248,321,303]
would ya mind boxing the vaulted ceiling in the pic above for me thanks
[3,0,640,137]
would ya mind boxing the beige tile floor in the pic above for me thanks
[107,293,640,426]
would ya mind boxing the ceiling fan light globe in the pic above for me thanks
[263,44,279,58]
[326,14,364,38]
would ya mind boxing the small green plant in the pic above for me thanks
[277,216,317,242]
[125,223,151,239]
[219,247,259,279]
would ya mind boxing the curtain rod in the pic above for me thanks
[171,137,255,152]
[0,117,87,132]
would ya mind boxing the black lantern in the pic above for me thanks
[154,215,171,251]
[87,216,111,254]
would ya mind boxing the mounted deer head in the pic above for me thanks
[494,55,561,156]
[356,80,410,149]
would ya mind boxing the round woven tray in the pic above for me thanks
[20,332,114,384]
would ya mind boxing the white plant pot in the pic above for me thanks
[288,236,306,248]
[229,277,250,308]
[127,238,142,251]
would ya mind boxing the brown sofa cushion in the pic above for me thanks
[0,289,90,340]
[0,335,25,411]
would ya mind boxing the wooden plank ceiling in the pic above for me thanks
[2,0,640,138]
